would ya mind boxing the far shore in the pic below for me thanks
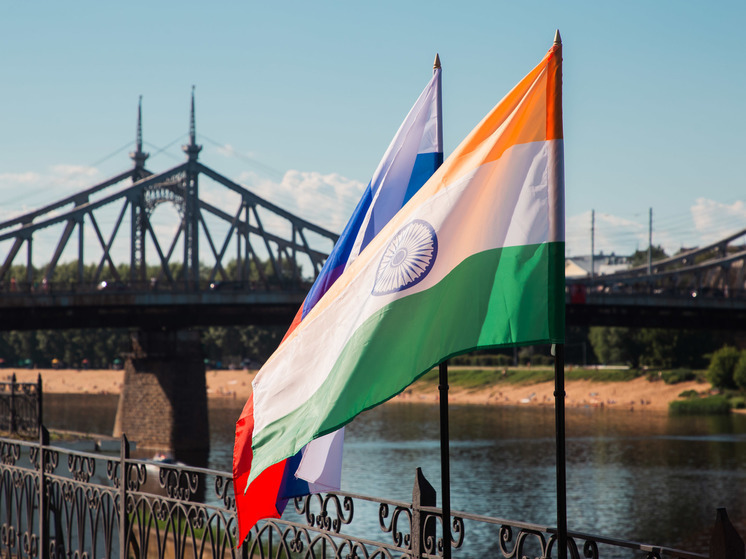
[3,367,715,413]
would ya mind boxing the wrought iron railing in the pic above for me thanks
[0,374,41,437]
[0,427,738,558]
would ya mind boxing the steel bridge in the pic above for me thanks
[2,95,746,332]
[0,95,338,331]
[567,228,746,330]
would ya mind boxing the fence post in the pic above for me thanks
[38,425,50,559]
[710,508,745,559]
[119,434,130,559]
[36,374,43,436]
[10,373,16,434]
[411,468,436,559]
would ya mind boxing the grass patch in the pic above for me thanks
[414,366,642,391]
[669,395,731,415]
[566,368,642,382]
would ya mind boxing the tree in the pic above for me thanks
[589,327,716,370]
[733,351,746,391]
[589,327,641,367]
[629,245,667,268]
[708,346,742,390]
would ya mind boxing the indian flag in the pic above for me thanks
[248,40,564,485]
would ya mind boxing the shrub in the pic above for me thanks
[670,395,731,415]
[661,368,695,385]
[707,346,742,390]
[678,389,699,399]
[729,396,746,410]
[733,351,746,391]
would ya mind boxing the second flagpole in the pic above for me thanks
[438,360,452,559]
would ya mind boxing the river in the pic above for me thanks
[44,393,746,555]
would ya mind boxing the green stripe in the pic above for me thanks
[250,241,564,481]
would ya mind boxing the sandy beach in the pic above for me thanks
[3,367,711,412]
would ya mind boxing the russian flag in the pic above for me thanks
[233,58,442,544]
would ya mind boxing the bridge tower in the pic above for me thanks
[114,92,209,462]
[183,86,202,290]
[130,96,150,284]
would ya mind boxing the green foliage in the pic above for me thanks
[589,327,716,370]
[661,368,695,385]
[678,389,700,398]
[450,353,514,367]
[669,395,731,415]
[733,351,746,391]
[566,368,642,382]
[708,346,742,390]
[0,329,129,369]
[201,325,285,367]
[729,396,746,410]
[629,245,668,267]
[589,327,642,367]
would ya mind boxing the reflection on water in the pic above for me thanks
[43,394,746,554]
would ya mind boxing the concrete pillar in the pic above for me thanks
[113,329,209,458]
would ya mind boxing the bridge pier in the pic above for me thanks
[113,329,209,463]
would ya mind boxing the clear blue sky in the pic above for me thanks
[2,1,745,258]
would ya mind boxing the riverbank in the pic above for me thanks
[4,367,712,412]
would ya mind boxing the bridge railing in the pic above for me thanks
[566,283,746,302]
[0,428,734,559]
[0,278,312,296]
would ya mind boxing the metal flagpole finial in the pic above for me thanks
[433,53,441,70]
[554,29,562,45]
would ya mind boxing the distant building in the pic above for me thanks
[565,252,631,279]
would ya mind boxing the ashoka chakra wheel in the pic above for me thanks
[372,219,438,296]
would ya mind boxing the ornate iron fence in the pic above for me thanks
[0,427,739,558]
[0,374,41,437]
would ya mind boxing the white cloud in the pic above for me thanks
[0,171,42,185]
[238,169,365,234]
[566,199,746,259]
[48,164,101,186]
[690,198,746,245]
[566,210,646,257]
[0,164,103,222]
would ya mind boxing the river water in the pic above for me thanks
[44,393,746,555]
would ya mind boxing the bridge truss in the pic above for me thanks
[567,229,746,329]
[0,94,338,295]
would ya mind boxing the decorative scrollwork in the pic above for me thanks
[451,515,465,550]
[125,462,146,491]
[1,441,20,466]
[293,493,354,534]
[158,466,199,501]
[158,465,200,500]
[67,454,95,482]
[105,459,119,488]
[583,538,599,559]
[31,446,59,474]
[499,525,548,559]
[214,474,234,510]
[379,501,413,549]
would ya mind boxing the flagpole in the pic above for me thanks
[553,343,568,559]
[550,28,568,559]
[438,360,452,559]
[432,51,451,559]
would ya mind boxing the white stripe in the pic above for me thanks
[252,139,558,435]
[295,428,344,490]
